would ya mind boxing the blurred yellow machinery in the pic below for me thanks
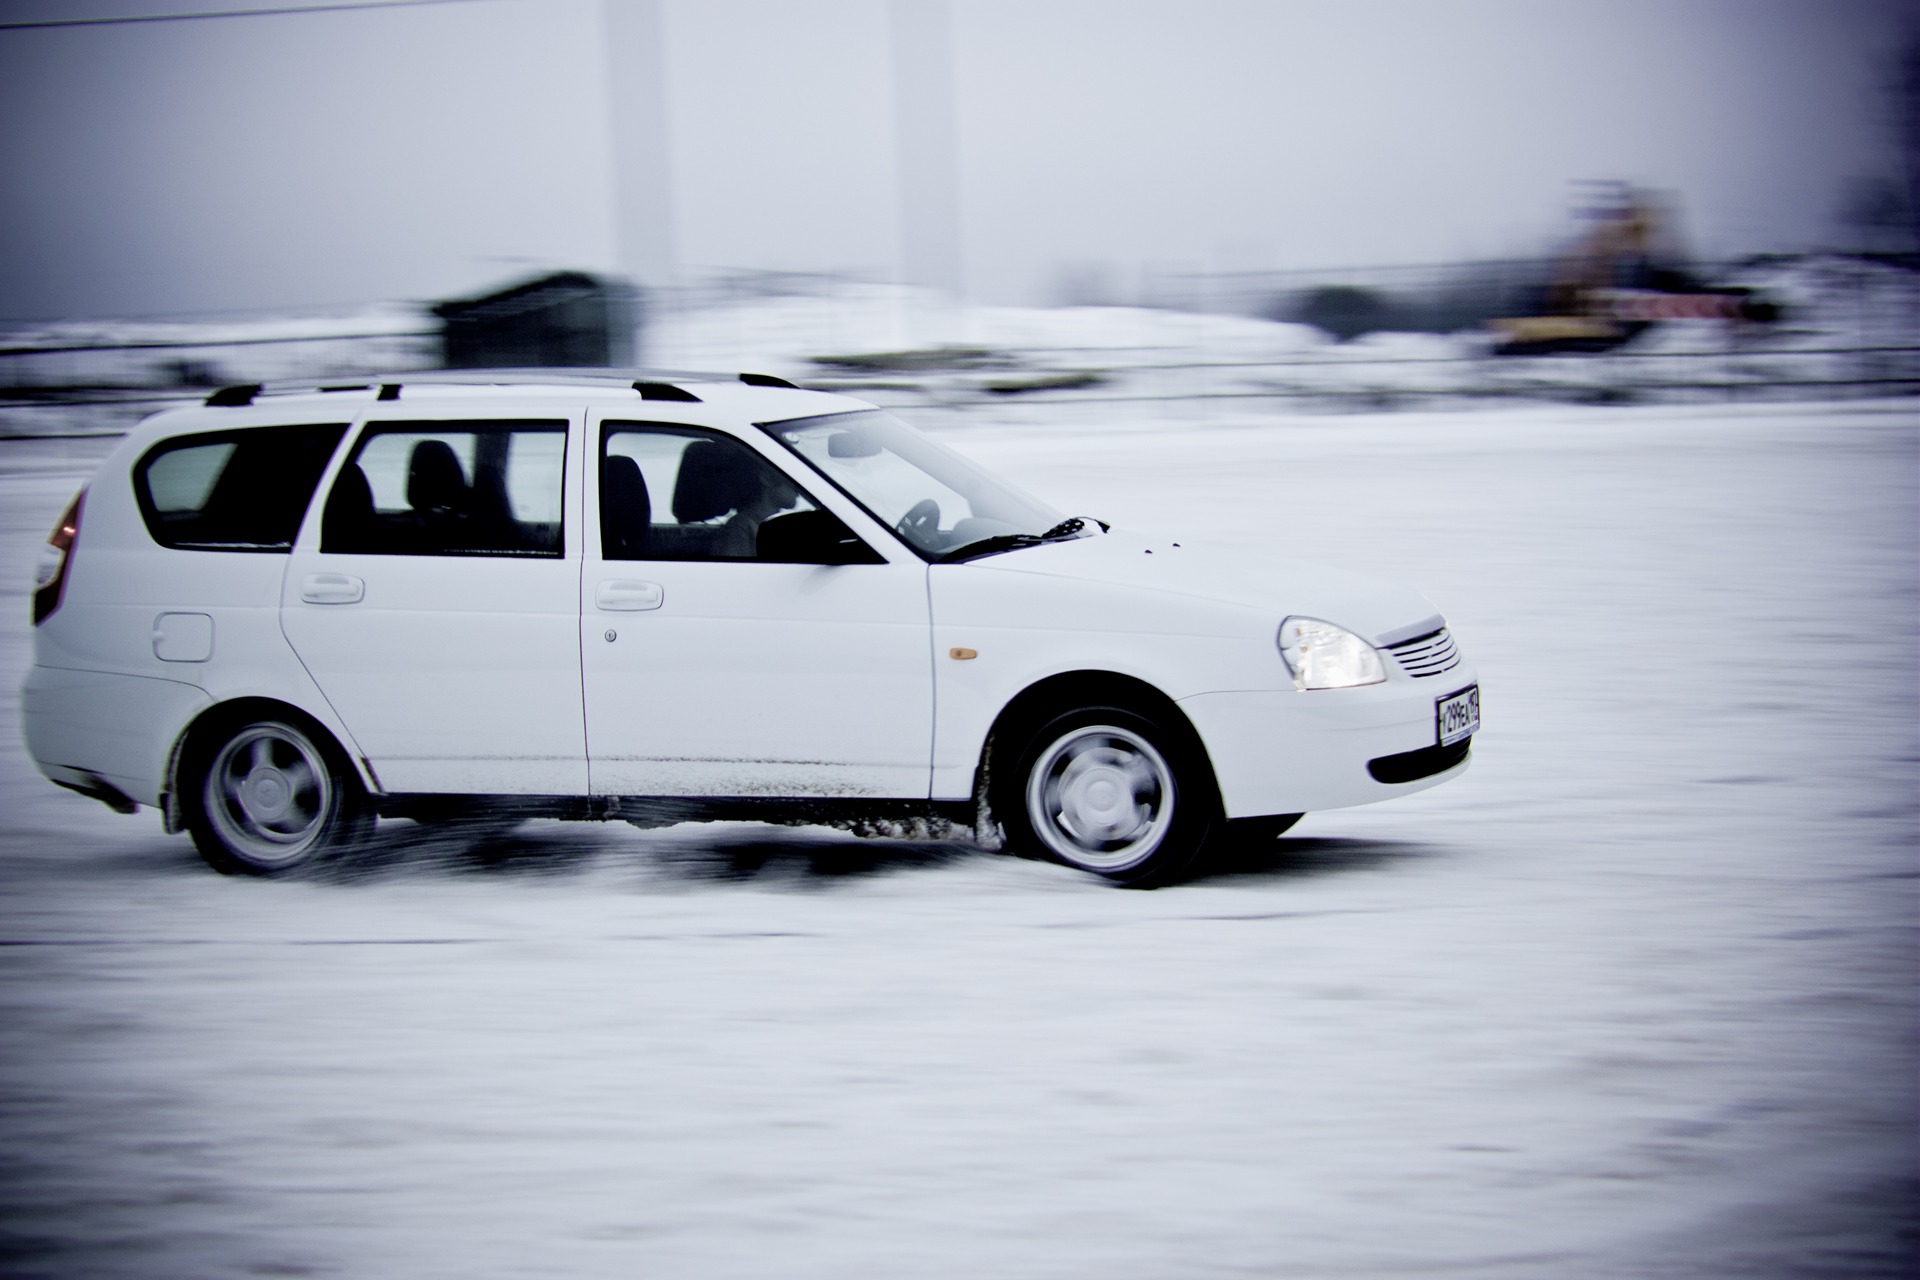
[1492,187,1779,354]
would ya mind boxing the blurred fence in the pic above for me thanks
[2,254,1916,438]
[813,343,1920,428]
[1141,253,1920,331]
[0,321,440,437]
[1147,257,1566,333]
[802,252,1920,417]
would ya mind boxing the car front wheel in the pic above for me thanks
[1003,705,1216,887]
[186,716,369,875]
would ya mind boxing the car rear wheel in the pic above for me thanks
[186,716,369,875]
[1002,705,1217,887]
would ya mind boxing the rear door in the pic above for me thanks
[281,409,586,795]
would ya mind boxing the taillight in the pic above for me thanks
[32,488,85,626]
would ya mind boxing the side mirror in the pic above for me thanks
[756,509,885,565]
[826,430,882,459]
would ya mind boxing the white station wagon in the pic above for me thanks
[23,371,1478,886]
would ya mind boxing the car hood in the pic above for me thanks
[958,529,1443,645]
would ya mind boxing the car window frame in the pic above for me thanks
[132,422,349,553]
[595,418,880,565]
[317,416,572,559]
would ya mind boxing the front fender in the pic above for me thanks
[928,564,1284,800]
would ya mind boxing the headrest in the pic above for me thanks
[407,439,467,515]
[672,438,762,524]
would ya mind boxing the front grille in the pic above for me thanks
[1383,627,1460,679]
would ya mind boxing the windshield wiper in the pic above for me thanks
[937,516,1105,564]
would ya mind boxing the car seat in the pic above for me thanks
[601,455,652,558]
[671,439,768,558]
[406,439,469,552]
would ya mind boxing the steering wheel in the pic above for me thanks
[895,498,941,546]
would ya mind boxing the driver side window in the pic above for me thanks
[600,423,875,564]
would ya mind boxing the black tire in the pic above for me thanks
[183,714,371,876]
[996,703,1218,888]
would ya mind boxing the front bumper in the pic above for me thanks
[1179,666,1478,818]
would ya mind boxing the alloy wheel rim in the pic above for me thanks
[205,724,331,867]
[1025,724,1174,871]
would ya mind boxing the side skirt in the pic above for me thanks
[376,793,978,836]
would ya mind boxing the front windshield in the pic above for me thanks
[760,409,1066,559]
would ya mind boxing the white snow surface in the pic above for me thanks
[0,398,1915,1278]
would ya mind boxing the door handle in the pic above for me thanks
[595,579,665,611]
[300,572,365,605]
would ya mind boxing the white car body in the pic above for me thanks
[22,372,1477,884]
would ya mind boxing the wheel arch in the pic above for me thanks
[975,669,1220,816]
[163,696,373,833]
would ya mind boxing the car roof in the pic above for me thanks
[122,369,872,448]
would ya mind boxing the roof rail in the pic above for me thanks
[204,383,262,407]
[633,380,702,403]
[196,368,810,408]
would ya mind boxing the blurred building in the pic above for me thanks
[433,272,640,369]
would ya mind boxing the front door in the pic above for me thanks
[582,418,932,798]
[281,412,586,795]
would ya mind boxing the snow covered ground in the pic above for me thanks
[0,397,1914,1278]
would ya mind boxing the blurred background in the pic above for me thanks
[0,0,1916,432]
[3,8,1917,1276]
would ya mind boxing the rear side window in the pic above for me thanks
[134,423,347,552]
[321,421,567,557]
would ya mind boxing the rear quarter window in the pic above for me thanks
[133,423,347,551]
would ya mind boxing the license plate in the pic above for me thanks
[1437,685,1480,747]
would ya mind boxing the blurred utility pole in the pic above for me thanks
[1901,37,1920,253]
[602,0,677,359]
[891,0,964,310]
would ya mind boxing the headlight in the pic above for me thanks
[1278,616,1386,690]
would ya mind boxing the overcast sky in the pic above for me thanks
[0,0,1912,321]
